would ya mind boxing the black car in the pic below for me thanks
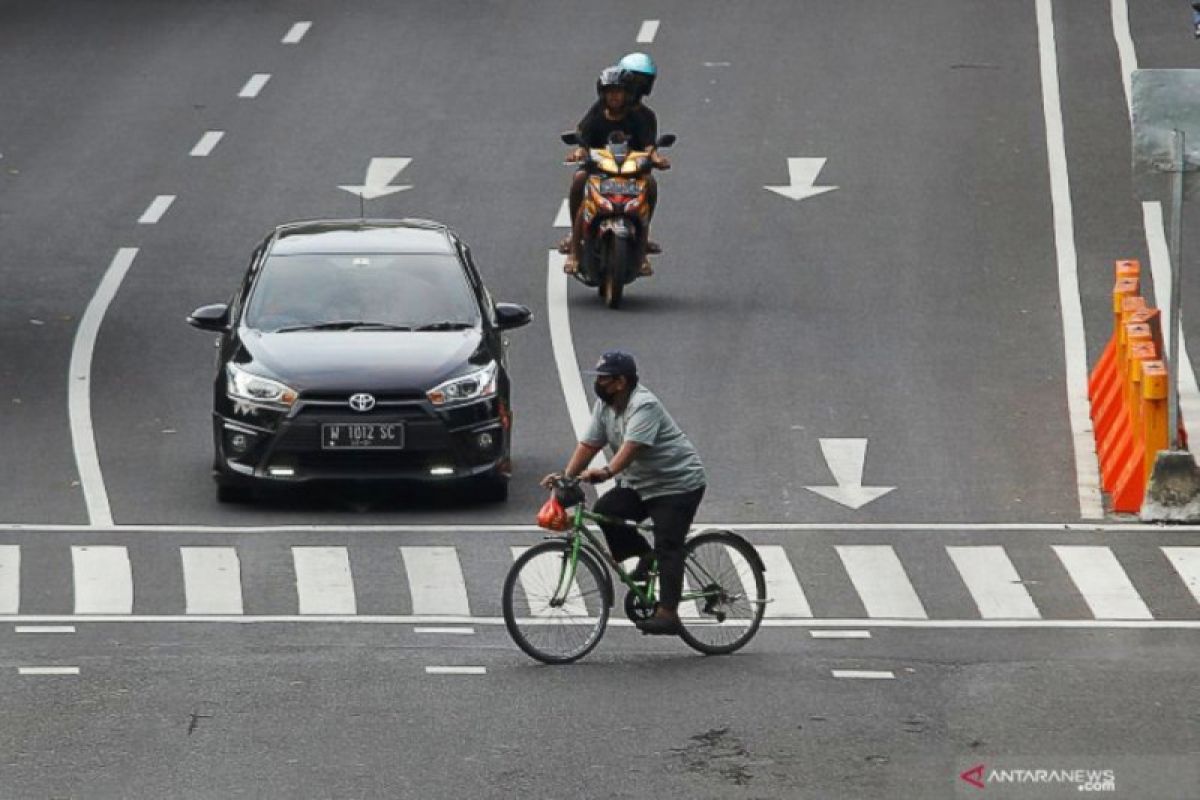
[187,218,532,503]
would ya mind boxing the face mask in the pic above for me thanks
[594,379,617,404]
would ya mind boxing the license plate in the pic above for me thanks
[321,423,405,449]
[599,178,639,195]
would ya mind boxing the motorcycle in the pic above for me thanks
[561,130,676,308]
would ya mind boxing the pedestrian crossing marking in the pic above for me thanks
[292,547,356,615]
[1052,545,1152,620]
[836,545,927,619]
[1161,547,1200,606]
[181,547,243,615]
[72,545,132,614]
[947,545,1041,619]
[402,546,470,616]
[757,545,812,618]
[511,547,587,617]
[0,545,19,614]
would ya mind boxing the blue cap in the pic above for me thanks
[582,350,638,377]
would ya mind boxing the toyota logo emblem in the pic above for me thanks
[348,393,376,412]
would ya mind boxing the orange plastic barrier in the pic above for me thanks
[1087,260,1178,513]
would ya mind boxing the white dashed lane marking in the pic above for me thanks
[238,73,271,98]
[636,20,659,43]
[189,131,225,157]
[19,667,80,676]
[15,626,75,634]
[425,666,486,675]
[414,627,475,635]
[810,630,871,639]
[137,194,175,224]
[282,21,312,44]
[0,546,18,614]
[831,670,894,680]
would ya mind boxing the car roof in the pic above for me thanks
[269,219,457,256]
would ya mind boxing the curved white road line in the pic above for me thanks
[69,247,138,527]
[1036,0,1103,518]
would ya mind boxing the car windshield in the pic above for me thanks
[243,253,481,333]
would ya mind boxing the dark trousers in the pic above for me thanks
[593,485,705,610]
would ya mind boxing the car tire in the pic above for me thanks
[470,475,509,504]
[216,481,254,504]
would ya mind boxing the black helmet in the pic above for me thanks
[595,66,631,99]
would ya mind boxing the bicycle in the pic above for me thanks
[502,477,768,664]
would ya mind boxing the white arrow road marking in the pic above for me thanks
[554,198,571,228]
[805,438,895,509]
[339,157,413,199]
[764,158,838,201]
[636,20,660,43]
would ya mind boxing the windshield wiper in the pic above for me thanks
[413,320,476,331]
[274,321,413,333]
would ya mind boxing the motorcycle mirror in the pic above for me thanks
[561,131,581,146]
[656,133,677,148]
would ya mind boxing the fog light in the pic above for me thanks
[268,466,295,477]
[477,432,494,450]
[430,466,454,476]
[229,433,250,454]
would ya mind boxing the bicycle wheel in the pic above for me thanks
[676,531,766,655]
[502,540,612,664]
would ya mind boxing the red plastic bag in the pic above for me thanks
[536,495,570,531]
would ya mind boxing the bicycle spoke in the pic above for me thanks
[503,542,610,664]
[677,534,766,654]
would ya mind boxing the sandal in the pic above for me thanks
[556,235,572,255]
[638,259,654,277]
[563,255,580,275]
[645,240,663,255]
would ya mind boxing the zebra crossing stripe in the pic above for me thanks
[947,546,1041,619]
[1161,547,1200,606]
[511,547,587,617]
[181,547,243,615]
[836,545,927,619]
[1052,546,1152,620]
[402,547,470,616]
[757,545,812,618]
[0,546,19,614]
[292,547,356,615]
[71,546,132,614]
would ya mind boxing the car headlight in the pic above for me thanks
[226,363,298,408]
[427,362,498,406]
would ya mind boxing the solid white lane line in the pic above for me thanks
[137,194,175,224]
[836,545,927,619]
[69,247,137,527]
[511,546,587,616]
[282,21,312,44]
[401,547,470,616]
[0,546,18,614]
[181,547,243,615]
[546,251,591,439]
[425,666,485,675]
[189,131,225,157]
[238,73,271,98]
[1036,0,1104,520]
[810,630,871,639]
[1161,547,1200,605]
[553,198,571,228]
[831,670,893,680]
[414,627,475,635]
[15,626,75,634]
[1110,0,1135,108]
[292,547,356,615]
[757,545,812,617]
[72,546,132,614]
[1053,545,1152,619]
[636,20,660,43]
[19,667,80,676]
[947,546,1041,619]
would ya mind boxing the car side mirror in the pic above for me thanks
[188,303,230,332]
[495,303,533,330]
[656,133,677,148]
[561,130,581,146]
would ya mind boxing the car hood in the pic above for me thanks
[239,328,486,393]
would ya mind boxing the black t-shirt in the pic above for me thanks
[576,100,658,150]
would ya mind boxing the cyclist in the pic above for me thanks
[541,350,706,635]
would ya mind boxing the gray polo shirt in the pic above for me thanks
[583,384,706,499]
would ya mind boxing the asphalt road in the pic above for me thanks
[2,0,1200,797]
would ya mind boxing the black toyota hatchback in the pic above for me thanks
[187,218,532,503]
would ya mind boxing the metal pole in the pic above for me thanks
[1168,129,1185,449]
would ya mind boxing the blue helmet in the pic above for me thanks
[618,52,657,98]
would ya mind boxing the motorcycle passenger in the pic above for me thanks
[617,52,667,257]
[561,67,666,276]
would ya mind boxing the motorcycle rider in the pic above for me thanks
[561,67,668,276]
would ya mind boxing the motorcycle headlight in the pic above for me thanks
[226,363,298,408]
[427,362,498,406]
